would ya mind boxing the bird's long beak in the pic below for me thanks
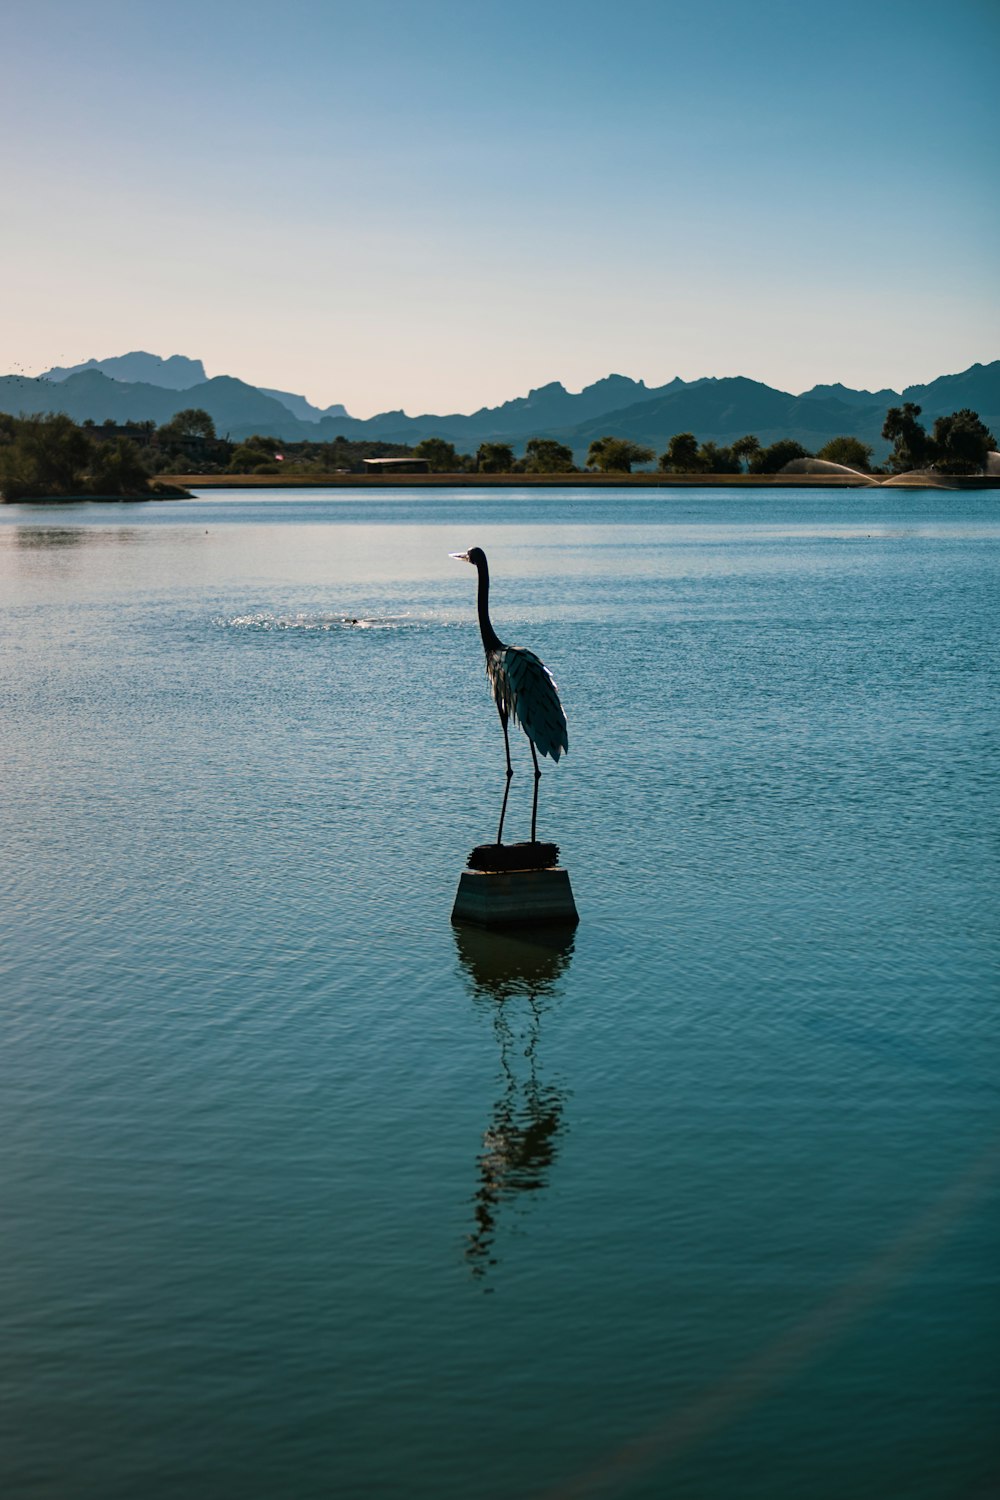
[449,551,471,563]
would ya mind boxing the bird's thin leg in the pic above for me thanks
[497,710,514,845]
[530,740,541,844]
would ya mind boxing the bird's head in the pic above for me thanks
[449,547,486,567]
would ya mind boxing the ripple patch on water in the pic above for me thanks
[215,610,411,632]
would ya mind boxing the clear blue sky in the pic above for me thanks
[3,0,997,415]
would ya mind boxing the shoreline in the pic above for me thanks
[4,473,997,503]
[160,471,1000,491]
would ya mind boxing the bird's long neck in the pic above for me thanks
[474,555,505,654]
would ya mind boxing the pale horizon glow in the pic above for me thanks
[3,0,998,419]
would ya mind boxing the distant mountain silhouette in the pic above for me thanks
[38,351,350,427]
[41,351,207,389]
[321,374,686,445]
[903,361,1000,417]
[4,353,998,458]
[0,370,309,438]
[453,373,684,436]
[549,376,891,454]
[317,373,710,448]
[799,381,900,409]
[257,387,349,423]
[336,365,999,458]
[524,367,998,457]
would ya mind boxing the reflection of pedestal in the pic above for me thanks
[452,867,579,928]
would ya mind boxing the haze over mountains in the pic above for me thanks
[3,351,998,460]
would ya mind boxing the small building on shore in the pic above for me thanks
[362,456,429,475]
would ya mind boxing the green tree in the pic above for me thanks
[749,439,810,473]
[242,433,280,455]
[476,442,514,473]
[586,436,654,473]
[658,432,701,472]
[414,436,459,471]
[87,438,151,496]
[229,439,280,472]
[930,408,996,472]
[519,438,576,473]
[697,441,741,473]
[730,434,761,471]
[306,436,421,473]
[882,403,930,472]
[816,436,874,470]
[0,413,93,499]
[160,407,217,441]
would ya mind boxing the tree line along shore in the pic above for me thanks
[0,403,996,501]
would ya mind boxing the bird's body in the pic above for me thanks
[451,547,567,844]
[485,645,568,763]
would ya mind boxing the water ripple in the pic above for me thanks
[215,610,416,632]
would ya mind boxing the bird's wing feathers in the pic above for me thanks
[487,646,568,761]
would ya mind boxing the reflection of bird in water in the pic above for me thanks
[450,547,568,845]
[469,1015,564,1282]
[454,924,575,1282]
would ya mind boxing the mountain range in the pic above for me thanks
[36,351,350,424]
[2,351,998,460]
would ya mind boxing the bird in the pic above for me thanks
[451,546,568,845]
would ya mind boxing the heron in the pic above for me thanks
[451,547,568,845]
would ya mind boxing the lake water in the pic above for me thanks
[1,487,997,1500]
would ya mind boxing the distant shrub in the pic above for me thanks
[749,439,811,474]
[0,414,95,499]
[816,436,873,471]
[87,438,151,496]
[696,441,741,474]
[0,414,157,499]
[517,438,576,473]
[587,436,655,473]
[658,433,700,472]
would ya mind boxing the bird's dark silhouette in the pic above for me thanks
[451,547,568,845]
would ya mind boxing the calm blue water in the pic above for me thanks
[1,488,998,1500]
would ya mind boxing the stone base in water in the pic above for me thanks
[451,866,579,928]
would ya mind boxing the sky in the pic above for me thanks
[2,0,998,416]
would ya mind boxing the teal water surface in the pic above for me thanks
[1,488,998,1499]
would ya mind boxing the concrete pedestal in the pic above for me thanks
[451,866,578,928]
